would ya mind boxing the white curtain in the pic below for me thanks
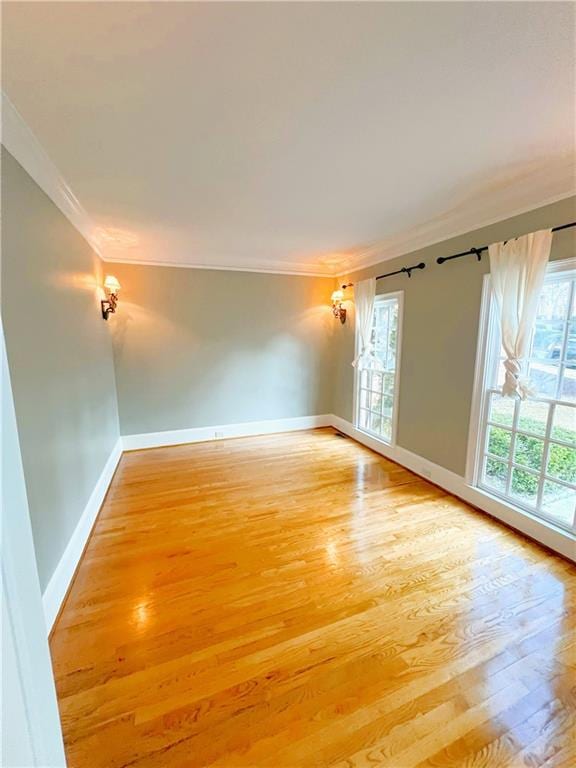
[488,228,552,400]
[352,278,383,370]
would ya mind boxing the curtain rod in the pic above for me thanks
[340,261,425,289]
[340,220,575,288]
[376,261,425,281]
[436,220,576,265]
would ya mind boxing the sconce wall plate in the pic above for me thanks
[333,304,347,324]
[331,283,352,324]
[101,293,118,320]
[101,275,121,320]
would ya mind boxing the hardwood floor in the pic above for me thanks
[50,428,575,768]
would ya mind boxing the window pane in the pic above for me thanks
[381,418,392,442]
[488,393,515,427]
[541,481,576,527]
[496,359,506,388]
[369,391,382,411]
[359,389,369,409]
[513,434,544,472]
[369,411,381,434]
[371,371,383,391]
[527,361,560,399]
[517,399,548,436]
[560,366,576,404]
[536,280,571,322]
[382,396,394,419]
[531,322,564,362]
[546,443,576,484]
[360,370,368,389]
[551,404,576,444]
[565,323,576,364]
[388,313,397,354]
[383,373,395,396]
[487,426,512,459]
[359,409,369,430]
[510,468,539,505]
[483,458,508,492]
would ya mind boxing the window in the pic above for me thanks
[355,293,402,444]
[472,260,576,532]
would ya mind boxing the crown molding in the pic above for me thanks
[1,91,102,256]
[4,88,572,282]
[0,93,334,278]
[101,255,336,278]
[336,190,576,279]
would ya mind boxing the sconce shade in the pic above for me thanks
[331,289,344,303]
[104,275,121,293]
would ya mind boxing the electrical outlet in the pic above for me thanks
[214,431,224,439]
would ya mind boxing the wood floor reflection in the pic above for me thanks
[50,428,575,767]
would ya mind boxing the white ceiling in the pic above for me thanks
[3,1,575,276]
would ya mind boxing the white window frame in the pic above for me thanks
[467,257,576,533]
[353,290,403,446]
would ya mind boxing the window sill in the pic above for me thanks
[356,426,393,447]
[464,482,575,556]
[333,415,575,562]
[475,482,574,536]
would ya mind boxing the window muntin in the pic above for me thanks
[356,294,401,444]
[476,265,576,532]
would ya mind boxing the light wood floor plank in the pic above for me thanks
[49,428,575,767]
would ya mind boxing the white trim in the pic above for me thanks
[331,415,576,562]
[548,255,576,275]
[121,414,333,451]
[40,411,575,642]
[390,291,403,446]
[0,92,333,278]
[4,90,573,281]
[465,273,494,485]
[1,90,101,257]
[2,324,67,765]
[466,257,576,535]
[41,416,332,633]
[353,290,403,447]
[42,438,123,633]
[101,256,333,278]
[335,191,576,278]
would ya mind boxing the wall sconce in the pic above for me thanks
[101,275,121,320]
[331,283,352,324]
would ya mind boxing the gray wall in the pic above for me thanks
[333,196,576,476]
[1,149,120,591]
[109,263,335,435]
[3,141,574,589]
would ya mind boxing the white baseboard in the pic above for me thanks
[41,417,332,634]
[42,438,123,633]
[332,415,575,563]
[42,413,574,636]
[121,414,333,451]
